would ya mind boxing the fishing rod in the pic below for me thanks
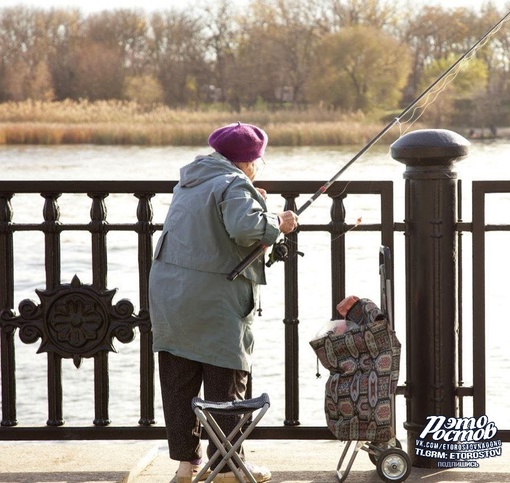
[227,9,510,282]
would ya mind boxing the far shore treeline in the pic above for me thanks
[0,0,508,146]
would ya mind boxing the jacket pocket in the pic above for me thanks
[240,280,258,321]
[153,231,167,260]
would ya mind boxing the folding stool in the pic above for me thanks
[191,393,270,483]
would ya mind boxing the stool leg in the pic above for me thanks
[192,399,269,483]
[193,410,252,483]
[209,416,256,483]
[194,411,257,483]
[208,404,269,483]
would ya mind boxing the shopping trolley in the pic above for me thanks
[310,246,411,482]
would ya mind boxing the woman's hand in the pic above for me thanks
[256,187,267,200]
[278,210,298,234]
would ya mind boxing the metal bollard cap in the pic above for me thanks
[391,129,470,166]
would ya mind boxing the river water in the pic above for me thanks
[1,140,509,440]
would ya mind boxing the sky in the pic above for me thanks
[0,0,509,13]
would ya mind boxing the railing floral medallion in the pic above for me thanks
[0,275,150,368]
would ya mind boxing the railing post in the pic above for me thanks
[391,129,469,467]
[283,193,300,426]
[0,192,16,427]
[135,192,156,426]
[89,192,111,426]
[42,192,65,427]
[330,193,346,318]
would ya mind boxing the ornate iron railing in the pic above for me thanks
[0,180,394,440]
[0,177,508,444]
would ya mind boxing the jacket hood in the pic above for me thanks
[179,152,245,188]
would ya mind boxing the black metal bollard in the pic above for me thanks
[391,129,470,467]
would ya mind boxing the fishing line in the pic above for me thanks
[227,9,510,281]
[400,65,465,133]
[281,215,362,249]
[399,15,508,134]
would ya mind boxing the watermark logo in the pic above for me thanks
[415,415,502,469]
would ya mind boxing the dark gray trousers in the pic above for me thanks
[158,351,249,467]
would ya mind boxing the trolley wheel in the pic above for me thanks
[368,438,402,466]
[376,448,411,482]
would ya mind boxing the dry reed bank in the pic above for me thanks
[0,100,402,146]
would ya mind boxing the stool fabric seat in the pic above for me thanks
[193,393,270,415]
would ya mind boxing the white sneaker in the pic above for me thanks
[213,462,271,482]
[171,461,211,483]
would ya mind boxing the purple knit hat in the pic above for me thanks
[208,122,268,162]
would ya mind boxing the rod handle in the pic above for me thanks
[226,244,266,281]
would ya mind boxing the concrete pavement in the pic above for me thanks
[0,440,508,482]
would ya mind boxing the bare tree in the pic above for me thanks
[149,8,209,106]
[227,0,326,108]
[402,6,482,99]
[307,25,412,111]
[83,9,149,75]
[71,41,125,100]
[327,0,406,32]
[198,0,242,110]
[0,6,62,100]
[0,0,507,125]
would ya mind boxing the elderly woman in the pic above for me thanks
[149,122,298,483]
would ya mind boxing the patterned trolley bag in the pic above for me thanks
[310,298,401,443]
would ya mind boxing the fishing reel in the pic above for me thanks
[266,239,304,267]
